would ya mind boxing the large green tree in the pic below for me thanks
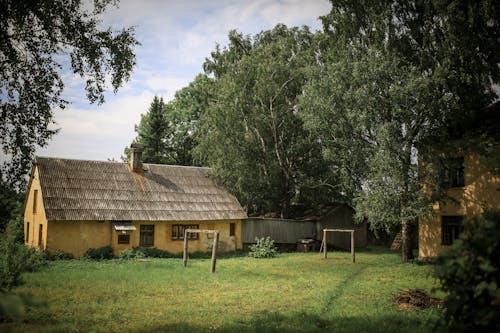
[302,48,450,261]
[129,74,212,166]
[134,96,168,164]
[197,25,335,217]
[301,0,500,261]
[163,74,213,166]
[0,0,138,188]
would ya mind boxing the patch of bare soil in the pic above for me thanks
[395,289,443,310]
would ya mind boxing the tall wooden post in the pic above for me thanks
[323,229,327,259]
[183,229,188,267]
[210,231,219,273]
[351,231,355,263]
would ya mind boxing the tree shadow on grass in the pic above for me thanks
[0,303,440,333]
[133,311,440,333]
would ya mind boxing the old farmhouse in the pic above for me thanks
[419,102,500,259]
[23,145,247,257]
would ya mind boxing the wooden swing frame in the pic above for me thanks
[319,229,355,263]
[182,229,220,273]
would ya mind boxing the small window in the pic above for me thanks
[230,223,236,236]
[442,216,464,245]
[38,224,43,247]
[118,234,130,244]
[33,190,38,214]
[172,225,199,240]
[26,222,30,243]
[139,225,154,247]
[442,157,465,188]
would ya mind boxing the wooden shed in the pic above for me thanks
[242,218,316,251]
[23,144,247,257]
[242,203,366,251]
[317,203,367,250]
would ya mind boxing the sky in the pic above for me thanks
[35,0,332,162]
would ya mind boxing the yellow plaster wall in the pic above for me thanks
[419,153,500,259]
[111,220,243,255]
[35,218,242,257]
[47,221,112,257]
[23,166,48,250]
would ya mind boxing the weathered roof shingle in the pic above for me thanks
[35,157,247,222]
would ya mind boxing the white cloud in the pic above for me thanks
[37,91,155,161]
[260,0,331,28]
[144,75,191,100]
[36,0,331,162]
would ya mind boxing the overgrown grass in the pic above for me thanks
[3,247,442,332]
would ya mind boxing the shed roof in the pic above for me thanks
[34,157,247,222]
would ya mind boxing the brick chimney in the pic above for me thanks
[130,143,144,172]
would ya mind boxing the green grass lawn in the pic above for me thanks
[3,247,442,332]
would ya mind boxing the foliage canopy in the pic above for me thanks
[298,0,500,261]
[197,25,336,217]
[435,210,500,333]
[0,0,138,188]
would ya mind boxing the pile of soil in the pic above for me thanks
[395,289,443,310]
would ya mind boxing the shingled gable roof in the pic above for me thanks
[34,156,247,222]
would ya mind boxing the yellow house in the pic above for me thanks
[419,103,500,259]
[23,144,247,257]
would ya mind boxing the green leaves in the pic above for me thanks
[1,0,138,188]
[300,0,500,261]
[435,211,500,332]
[197,25,336,217]
[135,96,169,164]
[248,237,279,258]
[131,75,213,167]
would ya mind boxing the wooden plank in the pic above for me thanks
[323,229,327,259]
[185,229,218,234]
[183,229,188,267]
[351,231,355,263]
[243,218,316,244]
[211,231,219,273]
[323,229,355,232]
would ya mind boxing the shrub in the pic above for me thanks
[119,248,144,260]
[81,246,114,260]
[249,237,279,258]
[434,210,500,333]
[119,247,177,259]
[141,247,174,258]
[47,250,73,261]
[0,221,46,291]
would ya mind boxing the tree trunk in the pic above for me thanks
[280,198,290,219]
[401,220,414,263]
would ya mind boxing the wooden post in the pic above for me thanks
[321,229,355,263]
[183,229,220,272]
[211,231,219,273]
[323,229,327,259]
[183,229,188,267]
[351,231,355,263]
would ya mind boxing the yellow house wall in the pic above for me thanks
[26,216,242,257]
[111,220,243,255]
[47,221,111,257]
[419,153,500,259]
[23,166,48,251]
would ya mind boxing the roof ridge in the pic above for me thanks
[36,156,124,165]
[35,156,211,170]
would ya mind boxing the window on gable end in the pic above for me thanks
[442,216,464,245]
[442,157,465,188]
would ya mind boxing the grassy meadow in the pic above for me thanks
[3,247,442,332]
